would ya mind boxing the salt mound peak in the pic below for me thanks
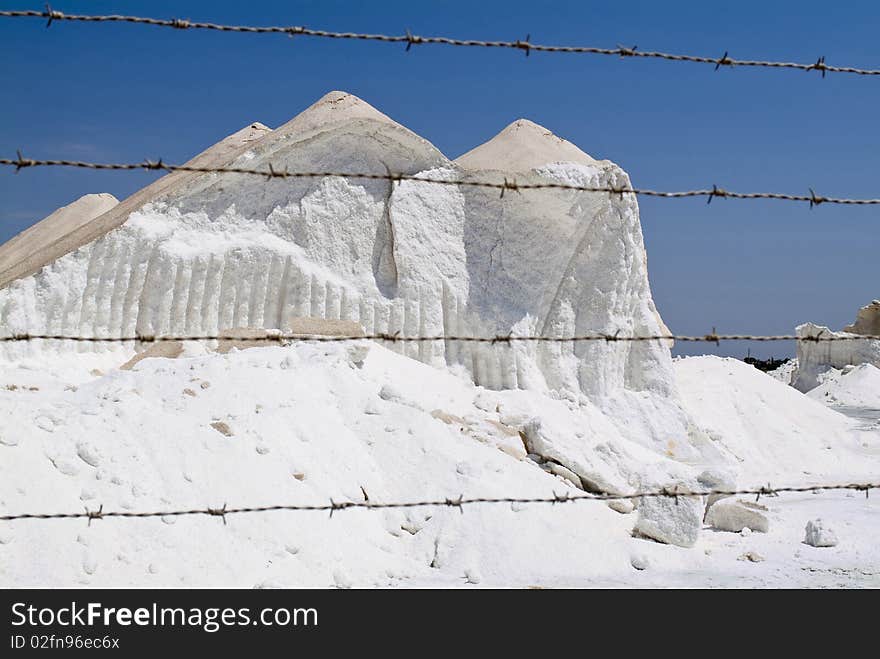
[47,193,119,221]
[455,118,601,172]
[253,90,445,158]
[271,90,402,140]
[217,90,446,188]
[193,122,271,163]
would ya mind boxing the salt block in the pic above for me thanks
[705,499,769,533]
[635,490,703,548]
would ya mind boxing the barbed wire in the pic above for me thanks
[2,155,879,207]
[1,331,878,345]
[0,481,874,523]
[1,8,878,78]
[1,9,876,550]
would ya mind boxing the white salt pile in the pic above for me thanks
[1,91,877,587]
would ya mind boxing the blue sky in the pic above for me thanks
[1,0,877,358]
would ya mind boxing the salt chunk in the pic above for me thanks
[635,490,703,548]
[804,519,838,547]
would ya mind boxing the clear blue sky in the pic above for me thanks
[1,0,877,358]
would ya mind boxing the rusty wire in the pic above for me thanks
[1,8,878,77]
[2,155,879,207]
[0,481,875,523]
[0,331,878,344]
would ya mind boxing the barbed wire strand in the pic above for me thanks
[1,10,876,543]
[1,331,878,344]
[1,8,877,78]
[1,481,875,523]
[2,156,879,207]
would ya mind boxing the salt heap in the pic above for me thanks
[0,91,715,488]
[792,300,880,392]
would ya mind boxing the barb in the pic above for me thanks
[0,332,878,344]
[3,156,880,206]
[2,8,879,77]
[1,481,875,522]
